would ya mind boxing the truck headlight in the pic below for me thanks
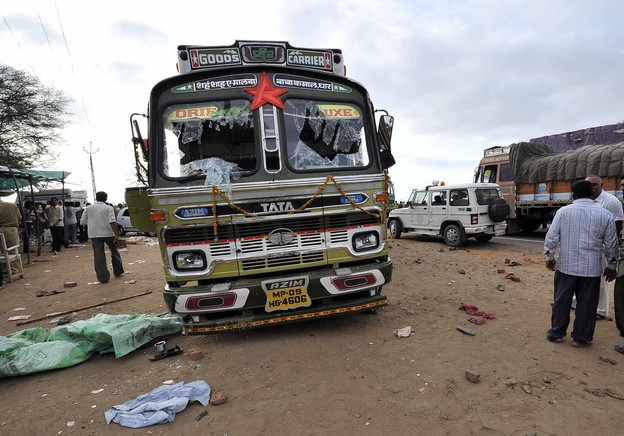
[173,251,206,271]
[352,231,379,252]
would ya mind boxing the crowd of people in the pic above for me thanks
[0,191,124,288]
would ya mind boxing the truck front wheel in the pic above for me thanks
[388,219,402,239]
[443,224,465,247]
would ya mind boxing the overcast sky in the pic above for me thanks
[1,0,623,203]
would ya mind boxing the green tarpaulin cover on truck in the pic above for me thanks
[509,141,624,184]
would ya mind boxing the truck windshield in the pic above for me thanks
[283,99,369,171]
[161,99,255,178]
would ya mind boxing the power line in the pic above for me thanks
[1,13,23,50]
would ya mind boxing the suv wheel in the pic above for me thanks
[488,197,510,222]
[117,226,126,236]
[388,219,402,239]
[443,224,465,247]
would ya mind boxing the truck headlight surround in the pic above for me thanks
[352,231,380,252]
[173,251,207,271]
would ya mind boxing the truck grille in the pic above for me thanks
[164,212,379,272]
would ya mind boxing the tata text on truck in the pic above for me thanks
[126,41,396,334]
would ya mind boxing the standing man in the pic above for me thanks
[545,180,619,348]
[49,197,64,255]
[80,191,124,283]
[587,175,624,319]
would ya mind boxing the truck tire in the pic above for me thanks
[519,219,541,233]
[443,224,465,247]
[388,219,402,239]
[488,198,510,222]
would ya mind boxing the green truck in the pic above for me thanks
[126,41,396,334]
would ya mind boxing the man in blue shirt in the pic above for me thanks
[544,180,619,348]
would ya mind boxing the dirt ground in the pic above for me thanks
[1,234,624,435]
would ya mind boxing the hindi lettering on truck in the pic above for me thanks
[125,41,396,334]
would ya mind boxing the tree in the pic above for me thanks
[0,64,70,169]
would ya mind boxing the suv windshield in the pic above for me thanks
[475,188,501,205]
[161,99,256,179]
[283,99,370,171]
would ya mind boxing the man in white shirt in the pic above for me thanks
[79,191,124,283]
[572,175,624,319]
[545,180,619,348]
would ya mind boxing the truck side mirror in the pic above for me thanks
[378,115,396,169]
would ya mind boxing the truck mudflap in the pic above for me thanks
[163,259,392,334]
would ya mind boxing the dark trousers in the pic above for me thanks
[51,226,64,252]
[91,237,124,282]
[548,271,601,342]
[615,276,624,336]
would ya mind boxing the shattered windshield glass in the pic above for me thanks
[161,99,256,182]
[283,99,370,171]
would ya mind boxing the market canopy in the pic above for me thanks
[0,166,70,191]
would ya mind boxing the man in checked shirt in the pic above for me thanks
[544,180,619,348]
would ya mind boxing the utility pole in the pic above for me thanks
[83,141,99,201]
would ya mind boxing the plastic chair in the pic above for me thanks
[0,233,24,282]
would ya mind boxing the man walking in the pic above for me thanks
[545,180,619,348]
[80,191,124,283]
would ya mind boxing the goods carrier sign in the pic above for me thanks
[177,41,345,76]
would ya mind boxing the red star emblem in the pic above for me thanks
[244,72,288,110]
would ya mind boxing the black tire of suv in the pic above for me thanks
[117,226,126,236]
[488,197,510,222]
[443,224,465,247]
[389,219,402,239]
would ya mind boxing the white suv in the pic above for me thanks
[116,207,156,236]
[388,183,509,246]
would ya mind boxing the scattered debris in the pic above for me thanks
[497,269,506,273]
[124,279,137,284]
[584,387,624,400]
[459,303,496,325]
[195,410,208,421]
[36,290,65,297]
[497,284,505,291]
[522,384,533,394]
[210,389,227,405]
[615,345,624,355]
[394,326,413,338]
[456,326,476,336]
[17,290,153,326]
[508,261,521,266]
[188,347,204,361]
[7,315,31,321]
[458,269,466,274]
[465,369,480,383]
[414,258,422,264]
[504,273,521,282]
[600,355,618,365]
[149,345,183,361]
[64,281,78,288]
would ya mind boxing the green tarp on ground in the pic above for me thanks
[0,313,182,376]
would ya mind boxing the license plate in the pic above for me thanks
[262,276,311,313]
[495,229,505,236]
